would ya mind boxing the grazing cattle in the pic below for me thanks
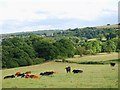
[65,66,71,73]
[16,73,25,78]
[72,69,83,74]
[25,75,40,79]
[25,75,31,78]
[25,71,31,75]
[15,72,21,76]
[30,75,40,79]
[4,75,15,79]
[40,71,56,76]
[110,63,116,67]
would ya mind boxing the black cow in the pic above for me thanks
[40,71,54,76]
[110,63,116,67]
[65,66,71,73]
[4,75,15,79]
[17,73,25,78]
[72,69,83,74]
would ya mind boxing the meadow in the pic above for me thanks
[1,53,119,88]
[66,53,118,63]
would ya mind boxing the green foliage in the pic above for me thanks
[2,37,35,68]
[77,61,104,64]
[34,41,59,60]
[102,40,116,53]
[33,58,45,64]
[6,59,19,68]
[75,46,86,56]
[54,38,75,58]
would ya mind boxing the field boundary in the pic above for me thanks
[55,59,120,65]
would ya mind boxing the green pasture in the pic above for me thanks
[1,53,119,88]
[66,53,119,63]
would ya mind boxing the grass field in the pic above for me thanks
[66,53,118,63]
[96,24,119,29]
[1,53,119,88]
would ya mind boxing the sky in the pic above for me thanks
[0,0,119,34]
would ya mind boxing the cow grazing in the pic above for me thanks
[30,75,40,79]
[16,73,25,78]
[4,75,15,79]
[72,69,83,74]
[25,71,31,75]
[15,72,21,76]
[65,66,71,73]
[110,63,116,67]
[25,75,31,78]
[40,71,55,76]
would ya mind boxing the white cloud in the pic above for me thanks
[0,0,118,21]
[0,0,118,34]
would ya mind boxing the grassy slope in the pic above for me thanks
[66,53,118,63]
[2,53,119,88]
[96,24,119,29]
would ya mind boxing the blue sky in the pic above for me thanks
[0,0,119,34]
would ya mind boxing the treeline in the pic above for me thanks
[54,27,118,39]
[2,35,74,68]
[75,38,119,56]
[2,34,120,68]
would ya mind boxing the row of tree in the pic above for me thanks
[2,35,74,68]
[75,38,119,56]
[54,28,118,39]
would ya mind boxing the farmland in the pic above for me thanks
[1,53,119,88]
[66,53,118,63]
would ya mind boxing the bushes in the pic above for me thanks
[6,59,19,68]
[77,61,104,64]
[2,37,35,68]
[33,58,45,64]
[54,38,75,58]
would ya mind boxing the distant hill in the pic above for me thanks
[96,24,119,29]
[1,24,118,40]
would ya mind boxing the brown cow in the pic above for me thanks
[25,75,40,79]
[25,75,31,78]
[25,71,31,75]
[30,75,40,79]
[15,72,21,76]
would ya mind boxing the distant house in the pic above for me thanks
[107,24,110,26]
[46,33,54,37]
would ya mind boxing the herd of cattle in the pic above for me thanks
[3,66,83,79]
[3,62,116,79]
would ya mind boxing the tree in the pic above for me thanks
[2,37,36,68]
[34,41,59,60]
[102,40,116,53]
[98,34,104,41]
[75,46,86,56]
[54,38,75,58]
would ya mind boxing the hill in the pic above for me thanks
[96,24,119,29]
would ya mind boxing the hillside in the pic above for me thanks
[96,24,119,29]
